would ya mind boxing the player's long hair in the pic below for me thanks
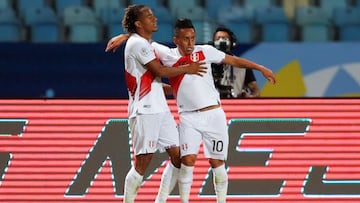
[122,4,146,34]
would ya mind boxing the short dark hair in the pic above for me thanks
[213,26,237,48]
[174,18,195,36]
[122,4,146,33]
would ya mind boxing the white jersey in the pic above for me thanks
[124,34,170,118]
[153,42,226,112]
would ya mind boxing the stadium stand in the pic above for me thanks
[23,6,60,42]
[243,0,274,11]
[318,0,349,19]
[205,0,232,19]
[0,7,22,42]
[0,0,11,9]
[54,0,84,14]
[92,0,124,17]
[295,6,333,41]
[1,0,360,43]
[333,7,360,41]
[255,5,291,42]
[151,5,175,43]
[218,5,256,43]
[63,5,101,43]
[16,0,46,17]
[167,0,198,16]
[102,7,125,39]
[130,0,158,8]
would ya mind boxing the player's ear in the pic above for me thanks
[135,21,141,28]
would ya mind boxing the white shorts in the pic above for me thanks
[129,111,179,155]
[179,108,228,160]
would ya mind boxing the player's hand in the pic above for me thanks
[260,65,276,84]
[187,61,207,76]
[105,34,130,52]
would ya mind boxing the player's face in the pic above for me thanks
[137,7,158,33]
[174,28,196,56]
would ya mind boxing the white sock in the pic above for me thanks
[123,167,143,203]
[212,164,228,203]
[155,162,180,203]
[178,163,194,203]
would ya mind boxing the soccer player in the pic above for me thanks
[106,18,276,203]
[118,5,206,203]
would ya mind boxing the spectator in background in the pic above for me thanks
[211,27,260,98]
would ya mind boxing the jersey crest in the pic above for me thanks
[169,51,206,97]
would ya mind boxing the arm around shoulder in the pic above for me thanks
[145,60,207,78]
[105,34,130,52]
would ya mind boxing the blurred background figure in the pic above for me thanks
[211,27,260,98]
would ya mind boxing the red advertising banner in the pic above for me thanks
[0,99,360,203]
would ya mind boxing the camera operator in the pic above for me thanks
[211,27,260,98]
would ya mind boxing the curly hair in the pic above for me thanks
[122,4,146,34]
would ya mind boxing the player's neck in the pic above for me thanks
[136,30,152,42]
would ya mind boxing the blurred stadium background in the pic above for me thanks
[0,0,360,98]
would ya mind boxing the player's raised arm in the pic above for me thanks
[223,54,276,84]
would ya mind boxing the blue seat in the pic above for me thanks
[255,6,290,41]
[218,6,255,43]
[107,22,124,38]
[225,20,255,43]
[152,6,174,23]
[261,23,290,41]
[92,0,124,17]
[243,0,273,11]
[31,24,60,43]
[255,6,289,24]
[55,0,84,14]
[99,7,125,38]
[295,6,329,25]
[295,6,332,41]
[152,21,173,43]
[302,24,332,41]
[318,0,348,19]
[130,0,158,8]
[0,8,21,42]
[0,0,11,9]
[23,7,60,42]
[217,5,253,25]
[99,7,124,25]
[205,0,232,19]
[333,7,360,26]
[333,7,360,41]
[70,24,100,43]
[175,6,208,20]
[338,25,360,41]
[63,6,98,26]
[23,7,57,26]
[16,0,46,16]
[63,6,101,43]
[167,0,197,16]
[192,20,217,44]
